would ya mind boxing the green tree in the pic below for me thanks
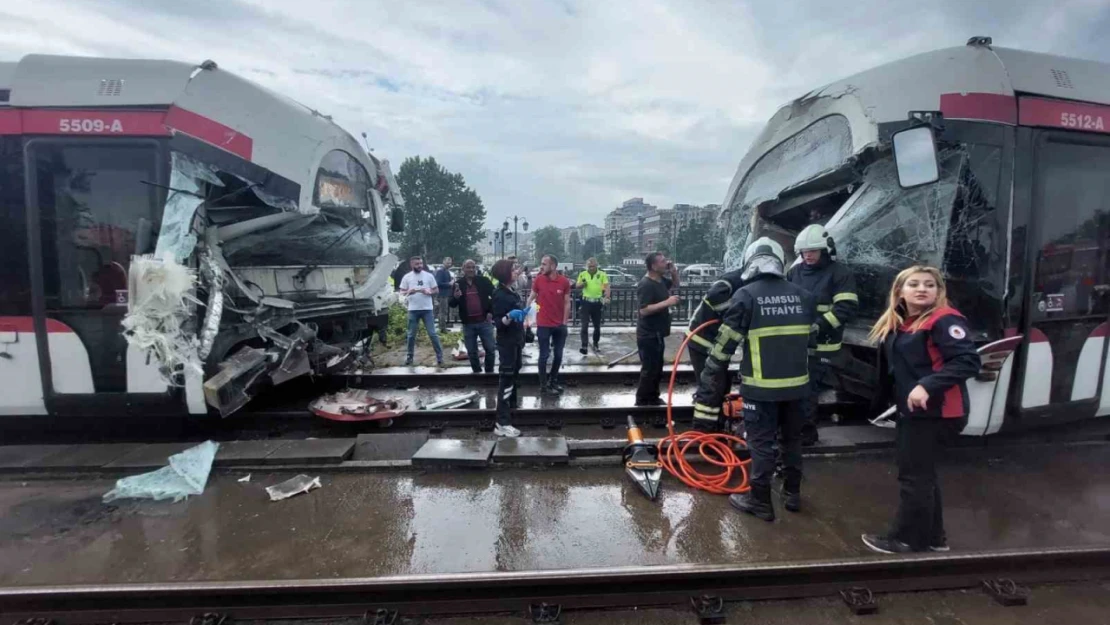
[581,235,605,261]
[674,216,725,264]
[609,233,636,264]
[531,225,566,264]
[395,156,486,263]
[566,231,582,262]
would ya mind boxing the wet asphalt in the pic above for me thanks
[0,442,1107,586]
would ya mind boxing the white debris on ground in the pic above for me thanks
[103,441,219,503]
[120,255,202,386]
[238,474,252,483]
[266,474,322,502]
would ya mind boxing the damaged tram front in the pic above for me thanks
[721,40,1110,436]
[0,54,404,418]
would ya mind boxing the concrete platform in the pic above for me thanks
[103,443,200,469]
[0,445,68,469]
[213,440,288,467]
[32,443,145,470]
[0,443,1106,586]
[492,437,570,464]
[411,438,496,467]
[354,432,429,461]
[263,438,355,465]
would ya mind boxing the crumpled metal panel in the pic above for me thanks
[723,115,853,268]
[197,249,224,359]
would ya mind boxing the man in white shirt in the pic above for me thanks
[399,255,445,366]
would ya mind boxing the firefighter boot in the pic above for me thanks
[728,488,774,522]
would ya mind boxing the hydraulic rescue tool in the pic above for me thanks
[624,415,663,500]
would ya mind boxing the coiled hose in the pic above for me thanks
[657,319,751,494]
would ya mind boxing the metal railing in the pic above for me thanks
[442,286,707,326]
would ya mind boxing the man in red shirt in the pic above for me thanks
[528,254,572,394]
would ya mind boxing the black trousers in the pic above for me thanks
[890,416,965,550]
[495,342,523,426]
[744,398,805,497]
[689,347,731,397]
[636,333,666,402]
[580,301,604,348]
[801,355,829,439]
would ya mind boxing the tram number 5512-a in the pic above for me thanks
[58,118,125,133]
[1060,112,1106,131]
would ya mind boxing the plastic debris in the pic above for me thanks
[103,441,219,503]
[121,255,203,386]
[421,391,480,410]
[452,338,485,361]
[310,389,406,422]
[266,474,322,501]
[238,474,252,483]
[407,386,420,391]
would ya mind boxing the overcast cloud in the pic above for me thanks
[2,0,1108,229]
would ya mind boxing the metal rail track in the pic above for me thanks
[2,546,1106,623]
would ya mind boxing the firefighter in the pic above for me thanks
[693,237,816,521]
[686,264,746,431]
[788,224,858,446]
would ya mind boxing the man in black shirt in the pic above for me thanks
[636,251,680,406]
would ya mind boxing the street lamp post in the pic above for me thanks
[504,215,528,258]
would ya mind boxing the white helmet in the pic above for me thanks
[741,237,786,280]
[794,224,834,255]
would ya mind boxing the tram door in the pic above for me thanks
[1019,130,1110,420]
[26,138,171,415]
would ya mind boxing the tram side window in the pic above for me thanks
[31,144,160,309]
[1033,141,1110,318]
[0,138,30,315]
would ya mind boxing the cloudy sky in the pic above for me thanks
[2,1,1109,230]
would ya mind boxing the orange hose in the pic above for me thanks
[657,320,751,495]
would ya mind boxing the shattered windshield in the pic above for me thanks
[828,144,1001,320]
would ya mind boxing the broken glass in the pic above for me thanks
[155,152,223,263]
[723,115,853,267]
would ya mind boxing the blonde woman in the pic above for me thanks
[861,266,980,554]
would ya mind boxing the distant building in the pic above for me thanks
[604,198,655,253]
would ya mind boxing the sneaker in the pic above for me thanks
[929,538,950,552]
[860,534,915,554]
[541,384,564,396]
[435,360,445,368]
[580,346,588,355]
[404,357,414,366]
[493,424,521,437]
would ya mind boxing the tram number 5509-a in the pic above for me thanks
[58,118,125,133]
[1060,112,1106,131]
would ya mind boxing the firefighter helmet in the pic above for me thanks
[742,237,785,266]
[794,224,834,254]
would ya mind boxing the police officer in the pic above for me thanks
[788,224,858,446]
[693,237,816,521]
[687,264,746,431]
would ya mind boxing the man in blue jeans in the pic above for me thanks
[528,254,571,394]
[450,259,496,373]
[398,256,444,366]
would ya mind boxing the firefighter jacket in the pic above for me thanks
[693,274,816,426]
[685,268,746,355]
[787,256,857,355]
[881,306,981,419]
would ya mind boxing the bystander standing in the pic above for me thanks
[635,252,680,406]
[399,256,445,367]
[450,259,497,373]
[528,254,572,394]
[434,257,454,333]
[576,257,610,354]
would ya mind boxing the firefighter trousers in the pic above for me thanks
[744,398,805,496]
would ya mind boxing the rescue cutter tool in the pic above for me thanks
[624,415,662,500]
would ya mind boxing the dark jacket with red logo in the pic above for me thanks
[881,306,981,419]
